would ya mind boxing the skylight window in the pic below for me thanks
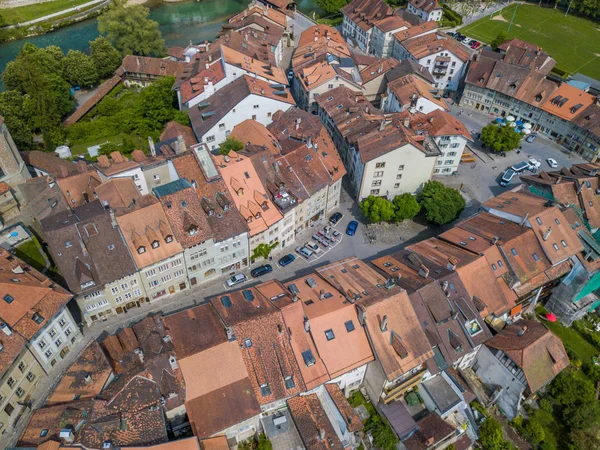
[302,350,316,367]
[345,321,355,332]
[325,329,335,341]
[3,294,13,304]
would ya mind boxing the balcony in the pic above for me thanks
[381,368,427,404]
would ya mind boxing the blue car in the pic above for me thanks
[278,254,295,267]
[346,220,358,236]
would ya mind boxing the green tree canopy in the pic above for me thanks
[139,76,184,124]
[524,419,545,444]
[480,124,522,153]
[419,181,465,225]
[392,193,420,222]
[98,4,167,56]
[360,196,396,223]
[62,50,99,87]
[478,418,510,450]
[490,31,507,51]
[90,36,123,78]
[0,90,36,150]
[315,0,349,15]
[548,370,595,408]
[252,242,278,261]
[219,136,244,155]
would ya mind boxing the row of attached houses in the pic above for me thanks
[36,109,343,326]
[21,183,581,448]
[460,38,600,162]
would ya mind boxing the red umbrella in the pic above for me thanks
[546,313,557,322]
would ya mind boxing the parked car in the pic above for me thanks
[500,169,515,187]
[446,31,457,37]
[547,158,558,168]
[226,273,247,287]
[329,212,343,225]
[251,264,272,278]
[471,41,481,49]
[346,220,358,236]
[511,161,532,173]
[525,133,537,144]
[296,246,313,259]
[278,254,295,267]
[529,158,541,169]
[305,241,321,253]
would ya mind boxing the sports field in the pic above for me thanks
[458,4,600,80]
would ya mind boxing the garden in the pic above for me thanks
[348,391,398,450]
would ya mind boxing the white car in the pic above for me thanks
[546,158,558,168]
[226,273,247,287]
[529,158,541,169]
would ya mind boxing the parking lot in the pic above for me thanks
[438,105,588,204]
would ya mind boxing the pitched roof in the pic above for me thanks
[387,74,448,111]
[57,171,102,208]
[188,75,294,140]
[115,196,184,269]
[41,201,137,295]
[486,320,569,392]
[393,21,437,43]
[229,3,288,28]
[404,413,455,450]
[128,437,202,450]
[385,58,434,84]
[160,121,198,147]
[410,109,471,140]
[0,319,27,380]
[21,151,79,178]
[47,341,113,405]
[287,394,344,450]
[94,177,141,209]
[409,0,441,12]
[121,55,187,77]
[325,384,364,432]
[401,33,470,62]
[0,249,72,341]
[360,290,434,381]
[341,0,393,33]
[541,82,595,121]
[179,60,227,105]
[221,45,287,84]
[94,152,141,177]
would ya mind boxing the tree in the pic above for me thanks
[62,50,99,87]
[392,193,420,222]
[139,76,179,124]
[548,370,595,408]
[252,242,278,261]
[90,37,123,78]
[478,418,510,450]
[360,196,395,223]
[98,4,166,56]
[0,90,36,150]
[419,181,465,225]
[315,0,349,15]
[563,401,600,429]
[524,419,545,444]
[490,31,507,51]
[480,124,522,153]
[257,434,272,450]
[219,136,244,155]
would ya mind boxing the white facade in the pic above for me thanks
[341,15,372,53]
[185,232,250,286]
[352,144,437,201]
[407,2,443,21]
[141,252,188,301]
[369,24,407,58]
[383,89,445,115]
[392,43,466,92]
[293,72,361,113]
[182,77,229,110]
[197,94,294,151]
[431,134,469,175]
[330,364,368,396]
[29,307,81,372]
[97,167,148,195]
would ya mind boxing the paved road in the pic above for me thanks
[290,11,316,40]
[438,104,587,203]
[4,0,106,28]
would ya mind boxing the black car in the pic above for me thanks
[251,264,272,277]
[329,212,343,225]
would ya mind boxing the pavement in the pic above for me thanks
[290,11,316,42]
[437,104,587,204]
[4,0,107,28]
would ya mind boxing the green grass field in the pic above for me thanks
[0,0,92,25]
[459,4,600,80]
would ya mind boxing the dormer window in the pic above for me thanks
[65,241,72,248]
[151,240,160,249]
[255,212,261,219]
[237,188,244,196]
[165,235,173,243]
[224,204,229,211]
[32,312,44,324]
[138,246,146,254]
[188,226,198,236]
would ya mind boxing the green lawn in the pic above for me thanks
[14,238,47,272]
[0,0,93,25]
[459,4,600,79]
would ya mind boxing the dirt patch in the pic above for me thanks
[491,14,508,23]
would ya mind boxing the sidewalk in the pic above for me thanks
[4,0,107,28]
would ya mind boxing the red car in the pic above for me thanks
[470,41,481,49]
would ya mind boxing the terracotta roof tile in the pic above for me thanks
[288,394,344,450]
[57,171,102,208]
[121,55,186,78]
[95,177,141,209]
[341,0,393,33]
[325,384,363,432]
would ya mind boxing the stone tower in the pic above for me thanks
[0,116,30,189]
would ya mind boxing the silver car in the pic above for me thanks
[226,273,247,287]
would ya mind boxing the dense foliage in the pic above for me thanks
[360,193,420,223]
[534,0,600,20]
[480,124,522,153]
[251,242,278,261]
[491,31,507,51]
[66,77,188,150]
[479,418,512,450]
[315,0,349,15]
[90,36,123,78]
[62,50,99,88]
[219,136,245,155]
[419,181,465,225]
[98,3,166,56]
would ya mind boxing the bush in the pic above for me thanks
[551,67,568,77]
[539,398,554,413]
[360,194,420,223]
[419,181,465,225]
[441,3,463,25]
[478,417,511,450]
[524,419,545,444]
[491,31,507,51]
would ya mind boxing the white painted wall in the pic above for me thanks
[30,307,81,372]
[341,15,372,53]
[383,88,445,114]
[432,134,468,174]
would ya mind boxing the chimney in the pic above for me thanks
[492,236,499,244]
[543,227,552,241]
[0,323,12,336]
[418,264,429,278]
[319,289,325,300]
[576,181,584,195]
[148,137,156,157]
[205,62,210,70]
[226,326,236,341]
[60,429,75,443]
[380,315,388,332]
[425,437,435,446]
[319,429,326,440]
[403,117,410,128]
[134,347,144,363]
[442,280,448,291]
[83,373,92,384]
[379,119,386,132]
[518,325,528,336]
[555,176,562,185]
[175,135,186,155]
[296,117,301,130]
[447,257,458,271]
[304,317,310,332]
[169,355,179,370]
[519,212,529,227]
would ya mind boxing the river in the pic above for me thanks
[0,0,324,88]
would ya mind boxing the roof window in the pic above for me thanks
[3,294,13,304]
[32,312,44,324]
[511,248,518,256]
[302,350,316,367]
[220,295,232,308]
[345,320,355,332]
[533,253,540,261]
[325,329,335,341]
[242,289,255,302]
